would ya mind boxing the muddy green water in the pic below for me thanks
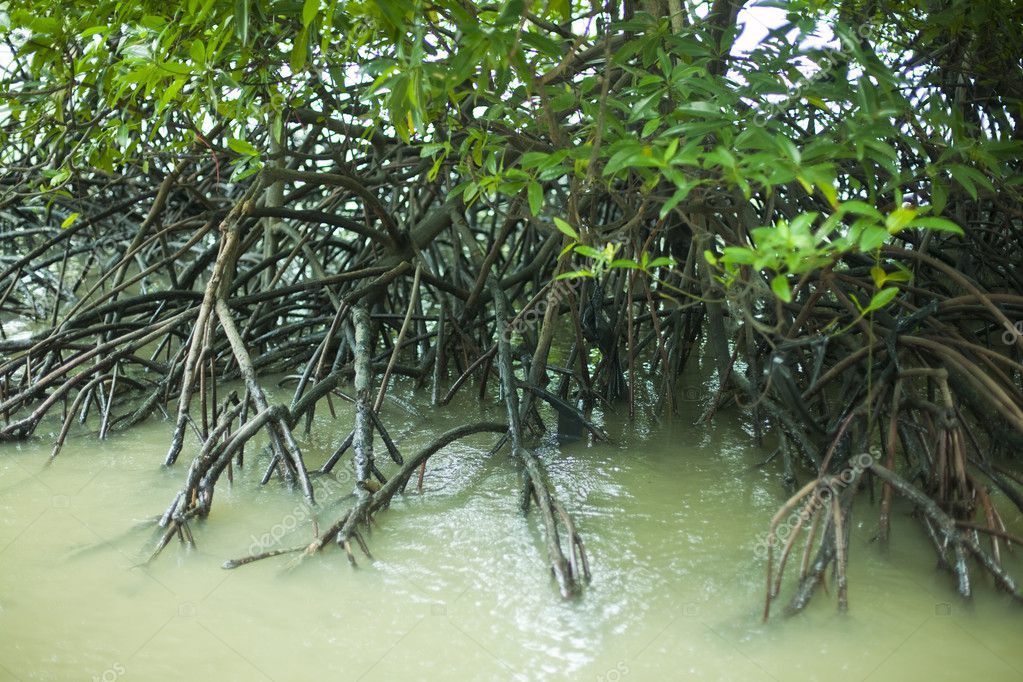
[1,378,1021,681]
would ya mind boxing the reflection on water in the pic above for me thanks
[1,381,1021,681]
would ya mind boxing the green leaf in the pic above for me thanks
[303,0,319,27]
[231,160,263,181]
[157,77,187,112]
[228,138,260,156]
[603,146,662,176]
[816,181,838,209]
[771,274,792,303]
[555,270,594,280]
[138,14,163,29]
[610,259,640,270]
[805,95,828,110]
[858,225,888,252]
[948,164,993,200]
[721,246,756,265]
[61,212,80,229]
[885,206,917,233]
[447,180,472,200]
[641,118,662,138]
[461,181,480,203]
[659,184,692,219]
[840,200,882,220]
[703,250,718,266]
[519,152,549,169]
[648,256,674,268]
[550,0,571,21]
[864,286,899,313]
[50,167,71,187]
[427,155,444,182]
[235,0,250,44]
[678,101,718,116]
[574,245,603,259]
[189,40,206,68]
[909,216,964,235]
[291,28,309,72]
[931,181,948,215]
[527,181,543,216]
[419,143,446,157]
[553,217,579,241]
[498,0,526,26]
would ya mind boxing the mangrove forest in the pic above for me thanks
[0,0,1021,679]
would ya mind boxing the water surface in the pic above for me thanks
[1,382,1021,681]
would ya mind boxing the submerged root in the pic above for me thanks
[223,422,508,570]
[762,369,1023,619]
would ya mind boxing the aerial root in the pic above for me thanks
[869,462,1022,602]
[764,458,1023,620]
[491,279,589,598]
